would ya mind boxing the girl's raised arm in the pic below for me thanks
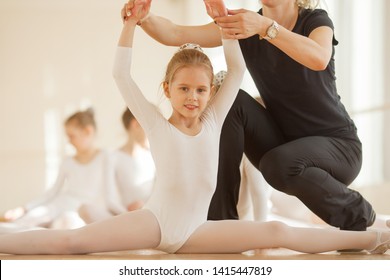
[113,0,159,134]
[210,38,245,127]
[206,2,246,126]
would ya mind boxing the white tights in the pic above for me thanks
[0,209,386,255]
[178,220,379,254]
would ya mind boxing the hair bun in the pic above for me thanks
[213,70,227,89]
[85,107,95,116]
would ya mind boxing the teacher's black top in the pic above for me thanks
[239,9,358,142]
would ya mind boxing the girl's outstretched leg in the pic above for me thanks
[177,220,387,254]
[0,209,161,255]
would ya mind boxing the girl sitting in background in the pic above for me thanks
[2,109,107,229]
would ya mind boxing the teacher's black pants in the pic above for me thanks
[207,89,374,231]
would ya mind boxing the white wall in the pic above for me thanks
[326,0,388,187]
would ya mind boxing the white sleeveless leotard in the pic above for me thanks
[113,39,244,253]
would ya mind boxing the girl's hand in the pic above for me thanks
[204,0,228,19]
[122,0,152,24]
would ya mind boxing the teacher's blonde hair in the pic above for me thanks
[296,0,320,10]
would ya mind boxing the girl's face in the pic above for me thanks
[65,123,95,152]
[165,66,212,122]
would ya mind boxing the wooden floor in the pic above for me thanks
[1,248,389,260]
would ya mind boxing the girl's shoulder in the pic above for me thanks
[105,149,137,167]
[56,156,79,173]
[113,149,134,161]
[61,156,76,166]
[65,149,107,167]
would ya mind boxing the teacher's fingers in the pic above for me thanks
[126,0,135,15]
[121,4,128,22]
[227,8,248,15]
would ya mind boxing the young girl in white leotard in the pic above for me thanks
[0,0,389,255]
[2,109,107,230]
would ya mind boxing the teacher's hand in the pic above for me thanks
[122,0,152,24]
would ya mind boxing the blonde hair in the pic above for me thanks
[296,0,320,10]
[163,46,214,88]
[65,108,96,130]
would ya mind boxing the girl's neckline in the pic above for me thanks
[72,150,101,165]
[168,121,204,137]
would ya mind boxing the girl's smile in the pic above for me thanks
[165,66,212,121]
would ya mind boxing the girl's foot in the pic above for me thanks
[368,231,390,254]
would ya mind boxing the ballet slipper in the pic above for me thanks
[368,231,390,254]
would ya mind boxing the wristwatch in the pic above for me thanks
[259,21,280,40]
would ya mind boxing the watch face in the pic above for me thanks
[267,21,279,39]
[268,28,278,38]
